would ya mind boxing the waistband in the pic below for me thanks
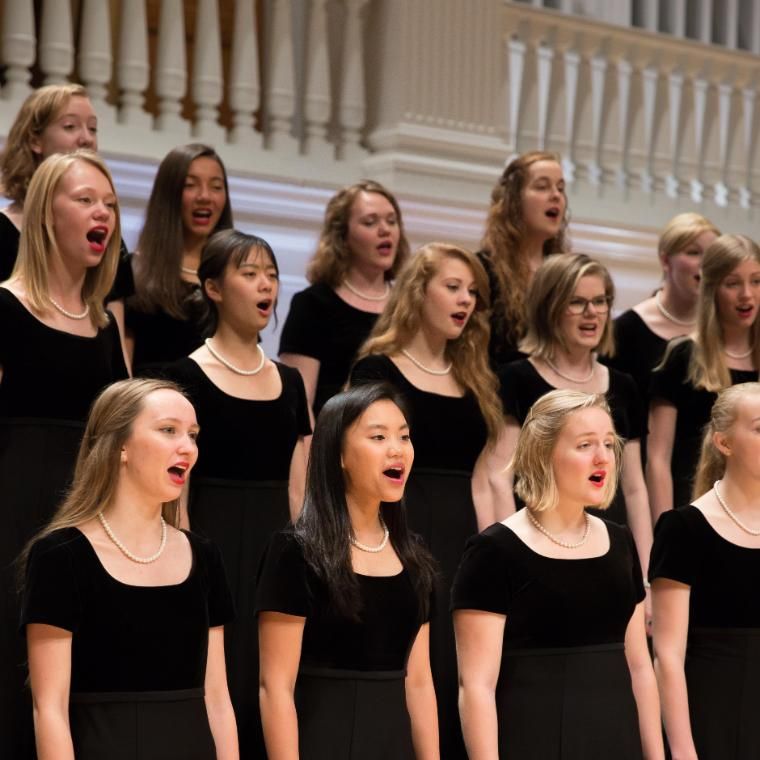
[502,642,625,658]
[70,687,205,704]
[298,665,406,681]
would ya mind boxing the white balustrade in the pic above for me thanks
[191,0,225,141]
[337,0,369,160]
[303,0,331,157]
[266,0,299,153]
[1,0,35,103]
[118,0,150,128]
[155,0,189,135]
[39,0,74,85]
[78,0,114,123]
[229,0,261,146]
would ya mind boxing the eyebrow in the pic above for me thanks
[574,431,615,438]
[366,422,410,431]
[157,416,200,429]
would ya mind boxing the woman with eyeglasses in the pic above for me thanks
[497,254,653,609]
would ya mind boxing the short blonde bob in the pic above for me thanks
[520,253,616,360]
[511,389,623,512]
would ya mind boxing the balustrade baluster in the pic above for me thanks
[691,75,709,203]
[337,0,369,160]
[714,83,733,206]
[616,59,633,189]
[740,86,756,208]
[303,0,331,156]
[39,0,73,84]
[155,0,189,135]
[535,42,554,151]
[267,0,299,153]
[640,65,658,193]
[665,69,684,198]
[1,0,35,102]
[562,49,580,184]
[78,0,114,123]
[192,0,225,141]
[229,0,261,146]
[117,0,150,128]
[588,53,607,186]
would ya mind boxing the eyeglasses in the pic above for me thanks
[566,296,611,315]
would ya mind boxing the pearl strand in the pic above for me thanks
[349,517,390,553]
[205,339,266,376]
[98,512,168,563]
[525,508,591,549]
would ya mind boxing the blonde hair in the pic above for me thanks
[685,234,760,391]
[356,242,503,444]
[659,212,720,261]
[520,253,615,360]
[19,379,187,577]
[306,180,410,287]
[10,150,121,329]
[692,382,760,499]
[0,84,90,205]
[480,151,569,347]
[511,389,622,512]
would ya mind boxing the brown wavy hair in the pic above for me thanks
[306,180,410,287]
[0,83,90,206]
[480,151,569,347]
[356,242,503,444]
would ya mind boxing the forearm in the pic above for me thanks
[654,656,698,760]
[260,688,299,760]
[471,478,494,532]
[206,691,239,760]
[646,458,673,522]
[34,707,75,760]
[623,488,653,576]
[406,681,439,760]
[629,663,665,760]
[459,685,499,760]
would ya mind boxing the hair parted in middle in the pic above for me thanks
[294,382,435,620]
[511,389,622,513]
[306,180,410,287]
[131,143,233,319]
[11,149,121,329]
[658,212,720,261]
[692,382,760,500]
[355,242,503,444]
[520,252,615,360]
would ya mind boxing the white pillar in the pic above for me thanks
[229,0,261,146]
[588,52,607,185]
[155,0,189,136]
[303,0,332,157]
[507,36,527,151]
[337,0,369,160]
[117,0,150,128]
[39,0,74,84]
[640,65,658,193]
[535,42,554,151]
[616,59,633,188]
[192,0,225,142]
[562,49,580,184]
[1,0,35,102]
[665,69,684,198]
[78,0,114,123]
[266,0,299,153]
[691,75,709,203]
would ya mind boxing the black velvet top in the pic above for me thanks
[163,358,312,481]
[0,289,128,420]
[451,521,645,649]
[649,339,756,506]
[278,283,379,414]
[349,354,488,472]
[499,359,644,441]
[21,528,234,692]
[649,506,760,628]
[255,531,428,671]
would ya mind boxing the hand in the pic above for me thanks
[644,586,653,637]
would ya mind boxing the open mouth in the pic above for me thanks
[168,464,189,485]
[452,311,468,326]
[589,471,606,487]
[86,226,109,253]
[737,304,755,318]
[192,208,213,226]
[545,207,561,220]
[383,466,404,484]
[256,299,272,314]
[579,323,598,335]
[377,241,394,255]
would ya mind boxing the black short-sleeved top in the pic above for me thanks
[350,354,488,472]
[605,309,669,404]
[278,283,379,414]
[649,505,760,628]
[21,527,234,692]
[451,521,645,650]
[499,359,644,442]
[255,531,428,672]
[0,289,128,420]
[163,357,312,481]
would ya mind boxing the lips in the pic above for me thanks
[451,311,468,327]
[168,462,189,486]
[377,240,394,255]
[256,299,272,315]
[191,208,213,226]
[86,225,109,253]
[737,304,755,319]
[383,465,405,484]
[589,471,606,488]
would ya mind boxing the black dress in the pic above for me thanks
[255,530,429,760]
[0,288,128,759]
[649,340,756,507]
[649,506,760,759]
[279,282,379,415]
[350,353,487,760]
[20,528,234,760]
[499,359,644,524]
[451,521,646,759]
[162,357,312,760]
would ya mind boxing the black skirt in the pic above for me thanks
[294,667,414,759]
[70,688,216,759]
[189,477,291,760]
[495,643,642,759]
[686,627,760,759]
[403,467,476,760]
[0,419,84,760]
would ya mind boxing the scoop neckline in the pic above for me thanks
[495,519,613,561]
[354,567,407,579]
[378,354,468,400]
[187,356,286,403]
[687,504,760,551]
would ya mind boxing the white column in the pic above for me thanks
[723,0,739,48]
[117,0,150,128]
[155,0,189,135]
[662,0,686,37]
[78,0,114,123]
[266,0,299,153]
[507,36,527,151]
[698,0,713,43]
[337,0,369,160]
[641,0,658,32]
[39,0,74,84]
[691,76,709,203]
[229,0,261,146]
[562,49,580,184]
[588,52,607,185]
[640,65,658,194]
[714,83,733,206]
[536,42,554,151]
[616,59,633,188]
[303,0,332,157]
[740,86,755,208]
[665,69,684,198]
[1,0,35,102]
[192,0,225,141]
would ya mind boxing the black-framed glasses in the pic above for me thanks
[566,296,611,315]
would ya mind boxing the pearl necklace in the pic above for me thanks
[713,480,760,535]
[205,339,266,376]
[181,266,198,277]
[724,346,753,360]
[545,356,595,384]
[349,517,390,553]
[49,296,89,320]
[526,508,591,548]
[401,348,452,376]
[655,289,696,327]
[343,279,390,301]
[98,512,168,563]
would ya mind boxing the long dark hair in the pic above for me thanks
[196,229,279,336]
[294,383,436,620]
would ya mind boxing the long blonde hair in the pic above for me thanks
[659,212,720,261]
[511,390,622,512]
[692,382,760,499]
[19,379,186,578]
[10,150,121,329]
[356,242,503,444]
[686,234,760,391]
